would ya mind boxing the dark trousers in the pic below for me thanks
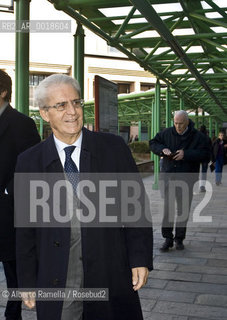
[162,180,193,240]
[2,260,22,320]
[215,155,224,183]
[201,162,208,180]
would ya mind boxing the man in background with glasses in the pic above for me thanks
[15,74,153,320]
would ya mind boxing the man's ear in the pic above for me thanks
[39,108,50,122]
[0,90,7,99]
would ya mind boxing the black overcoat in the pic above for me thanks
[0,105,40,261]
[212,138,227,163]
[16,128,153,320]
[149,119,210,174]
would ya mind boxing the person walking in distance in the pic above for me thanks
[212,132,227,185]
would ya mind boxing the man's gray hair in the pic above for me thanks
[174,110,189,120]
[34,74,81,109]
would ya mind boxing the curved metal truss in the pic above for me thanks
[48,0,227,123]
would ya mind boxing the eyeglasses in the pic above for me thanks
[43,99,84,111]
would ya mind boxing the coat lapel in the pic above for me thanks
[0,105,11,138]
[80,128,92,173]
[42,134,71,245]
[42,134,63,173]
[80,149,91,172]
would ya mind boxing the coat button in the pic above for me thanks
[79,256,82,260]
[53,278,59,285]
[54,241,60,247]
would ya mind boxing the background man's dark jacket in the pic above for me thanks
[0,105,40,261]
[15,127,153,320]
[212,138,227,163]
[149,119,210,174]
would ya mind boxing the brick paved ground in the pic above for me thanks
[0,168,226,319]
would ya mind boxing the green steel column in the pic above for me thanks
[15,0,19,108]
[153,79,160,190]
[215,121,219,137]
[209,117,213,138]
[151,99,155,138]
[180,96,184,110]
[150,99,154,161]
[74,23,85,99]
[148,122,151,142]
[138,121,142,141]
[166,86,171,128]
[195,109,199,129]
[16,0,30,115]
[39,117,43,140]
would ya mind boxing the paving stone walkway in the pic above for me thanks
[140,167,227,320]
[0,168,227,319]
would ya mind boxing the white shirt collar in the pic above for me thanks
[54,132,83,153]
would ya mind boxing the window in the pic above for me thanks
[117,83,131,94]
[29,74,48,86]
[140,83,155,91]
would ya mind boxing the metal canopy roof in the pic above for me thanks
[49,0,227,123]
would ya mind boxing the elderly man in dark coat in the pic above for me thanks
[15,74,153,320]
[0,70,40,319]
[150,110,210,252]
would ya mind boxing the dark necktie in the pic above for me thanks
[64,146,79,194]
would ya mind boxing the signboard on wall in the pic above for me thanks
[94,75,118,135]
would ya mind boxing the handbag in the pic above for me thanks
[209,162,215,172]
